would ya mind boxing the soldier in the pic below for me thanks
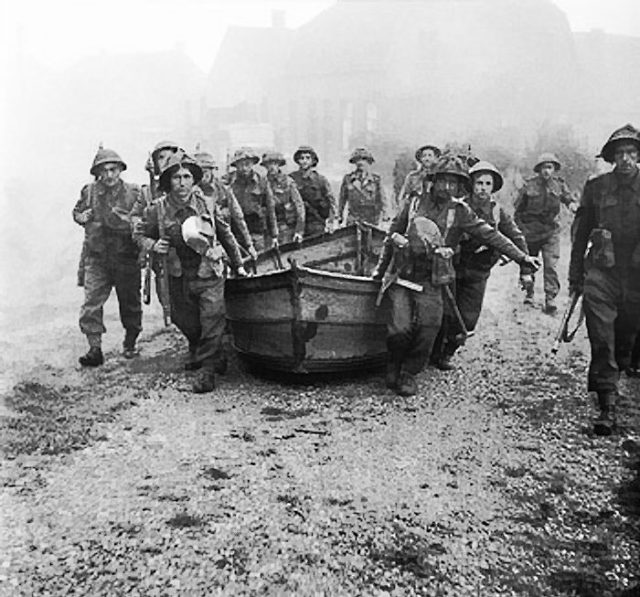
[372,155,540,397]
[194,150,257,260]
[396,144,441,205]
[261,151,305,244]
[290,145,338,237]
[338,147,389,227]
[145,140,182,201]
[432,161,531,370]
[227,147,278,252]
[514,152,575,313]
[569,124,640,435]
[73,147,143,366]
[132,153,247,393]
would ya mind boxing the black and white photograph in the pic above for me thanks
[1,0,639,594]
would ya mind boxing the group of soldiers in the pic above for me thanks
[73,124,640,435]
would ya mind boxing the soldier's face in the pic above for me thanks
[265,162,280,176]
[420,149,437,168]
[155,149,176,172]
[434,174,461,199]
[201,168,213,184]
[236,159,254,177]
[99,163,122,187]
[355,158,369,172]
[473,173,494,199]
[170,167,194,200]
[297,153,314,169]
[539,163,555,180]
[613,143,639,174]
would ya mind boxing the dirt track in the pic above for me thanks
[1,257,639,596]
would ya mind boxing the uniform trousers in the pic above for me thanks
[526,232,560,300]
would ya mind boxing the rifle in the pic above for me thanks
[156,198,172,326]
[550,291,583,355]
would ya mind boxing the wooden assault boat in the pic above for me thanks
[224,224,418,373]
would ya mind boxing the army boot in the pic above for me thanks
[122,331,140,359]
[396,372,418,397]
[385,361,401,390]
[593,391,617,436]
[192,369,216,394]
[544,297,558,315]
[79,347,104,367]
[184,345,202,371]
[437,354,455,371]
[523,286,534,306]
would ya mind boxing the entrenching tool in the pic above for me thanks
[443,284,475,344]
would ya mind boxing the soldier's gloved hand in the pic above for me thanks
[519,274,534,291]
[521,255,541,272]
[76,209,93,225]
[153,239,170,255]
[235,266,248,278]
[568,279,583,296]
[371,267,384,281]
[293,233,303,244]
[248,246,258,261]
[205,245,224,262]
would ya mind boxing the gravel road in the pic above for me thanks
[1,257,639,596]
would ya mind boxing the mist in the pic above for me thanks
[2,0,639,362]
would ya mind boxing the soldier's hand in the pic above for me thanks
[522,255,541,272]
[434,246,454,259]
[271,238,279,249]
[293,233,303,244]
[519,274,534,291]
[205,245,224,262]
[371,267,384,281]
[153,239,170,254]
[391,232,409,249]
[76,209,93,225]
[235,266,248,278]
[248,246,258,261]
[325,221,336,234]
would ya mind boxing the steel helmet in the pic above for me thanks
[261,151,286,167]
[230,147,260,167]
[182,214,214,255]
[293,145,319,166]
[194,151,217,170]
[415,144,441,162]
[406,216,443,258]
[469,160,504,192]
[349,147,375,164]
[433,154,471,192]
[599,123,640,163]
[533,152,561,173]
[158,153,203,192]
[90,147,127,176]
[151,140,180,162]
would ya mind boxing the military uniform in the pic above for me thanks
[227,150,277,252]
[133,165,244,391]
[290,145,337,237]
[514,154,574,309]
[397,167,431,204]
[198,178,254,254]
[73,148,142,364]
[437,162,529,365]
[569,125,640,432]
[267,172,305,244]
[374,156,532,396]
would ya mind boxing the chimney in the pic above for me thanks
[271,10,285,29]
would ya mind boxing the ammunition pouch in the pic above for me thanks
[587,228,615,269]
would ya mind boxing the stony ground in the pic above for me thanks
[1,262,639,597]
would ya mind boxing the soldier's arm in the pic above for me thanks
[513,185,527,226]
[72,184,92,225]
[459,203,528,264]
[378,177,392,223]
[497,207,528,254]
[396,172,412,205]
[225,186,254,251]
[215,215,243,269]
[337,176,349,223]
[568,180,596,286]
[289,178,306,237]
[372,197,411,276]
[131,202,159,253]
[264,179,278,240]
[320,175,338,222]
[559,180,575,207]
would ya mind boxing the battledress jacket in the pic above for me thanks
[569,170,640,284]
[266,172,306,237]
[289,169,337,229]
[228,170,278,240]
[378,192,529,284]
[338,170,388,225]
[72,180,141,259]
